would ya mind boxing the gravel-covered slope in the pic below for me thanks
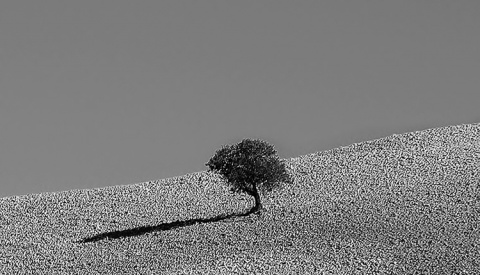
[1,122,480,274]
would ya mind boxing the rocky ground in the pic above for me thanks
[1,122,479,274]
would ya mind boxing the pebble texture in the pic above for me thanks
[1,122,479,274]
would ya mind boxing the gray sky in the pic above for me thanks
[1,0,479,198]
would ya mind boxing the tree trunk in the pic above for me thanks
[249,183,263,214]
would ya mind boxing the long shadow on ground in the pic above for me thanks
[75,209,259,243]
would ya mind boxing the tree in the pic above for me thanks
[205,138,294,216]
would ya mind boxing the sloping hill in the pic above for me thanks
[1,122,479,274]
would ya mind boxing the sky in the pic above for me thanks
[1,0,479,198]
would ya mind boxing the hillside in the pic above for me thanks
[1,122,479,274]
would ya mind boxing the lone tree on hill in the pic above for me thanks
[205,138,294,216]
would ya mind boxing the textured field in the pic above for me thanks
[1,122,479,274]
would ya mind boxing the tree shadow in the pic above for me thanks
[75,209,260,244]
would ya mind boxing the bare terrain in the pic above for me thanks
[1,122,479,274]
